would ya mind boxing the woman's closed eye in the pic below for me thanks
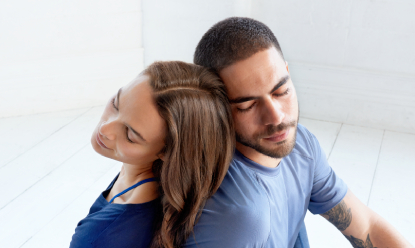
[126,127,134,143]
[110,97,135,143]
[112,97,119,111]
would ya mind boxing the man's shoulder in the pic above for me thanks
[185,158,271,248]
[214,157,267,199]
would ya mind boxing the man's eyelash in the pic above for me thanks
[237,103,256,113]
[237,88,290,113]
[274,88,290,97]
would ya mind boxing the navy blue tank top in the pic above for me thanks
[70,173,161,248]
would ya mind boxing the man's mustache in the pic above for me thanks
[256,120,297,139]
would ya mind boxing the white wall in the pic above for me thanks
[251,0,415,134]
[4,0,413,132]
[142,0,251,66]
[0,0,144,117]
[142,0,415,134]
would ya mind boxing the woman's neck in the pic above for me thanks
[107,162,158,204]
[119,162,155,186]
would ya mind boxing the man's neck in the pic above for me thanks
[236,143,282,168]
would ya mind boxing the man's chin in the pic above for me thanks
[236,127,297,159]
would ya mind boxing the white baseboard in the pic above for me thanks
[290,62,415,134]
[0,49,144,118]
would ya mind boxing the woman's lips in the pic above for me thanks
[96,133,109,149]
[263,128,290,143]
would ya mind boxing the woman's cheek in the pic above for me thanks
[122,144,148,163]
[118,143,135,158]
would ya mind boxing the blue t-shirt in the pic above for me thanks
[184,124,348,248]
[70,174,161,248]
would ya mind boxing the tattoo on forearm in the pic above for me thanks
[345,234,377,248]
[322,200,352,231]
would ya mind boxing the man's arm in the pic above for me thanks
[321,190,412,248]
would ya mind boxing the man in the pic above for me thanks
[184,17,412,247]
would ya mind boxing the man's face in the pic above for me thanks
[219,47,299,159]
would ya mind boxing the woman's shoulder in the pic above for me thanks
[70,198,161,248]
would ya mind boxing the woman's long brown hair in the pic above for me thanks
[146,61,235,248]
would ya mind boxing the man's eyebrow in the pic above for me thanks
[125,124,147,142]
[229,75,291,104]
[229,96,260,104]
[269,75,290,93]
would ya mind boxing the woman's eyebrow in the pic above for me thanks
[126,124,147,142]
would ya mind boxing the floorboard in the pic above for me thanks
[368,131,415,245]
[0,113,413,247]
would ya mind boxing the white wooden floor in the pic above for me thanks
[0,107,413,247]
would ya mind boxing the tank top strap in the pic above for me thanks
[108,177,159,204]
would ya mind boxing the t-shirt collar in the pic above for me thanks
[234,149,282,177]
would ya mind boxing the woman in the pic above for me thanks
[70,61,234,248]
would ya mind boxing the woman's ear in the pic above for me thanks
[157,153,165,161]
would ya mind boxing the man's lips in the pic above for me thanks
[96,133,109,149]
[263,128,290,143]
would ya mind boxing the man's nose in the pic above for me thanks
[262,98,285,126]
[99,120,117,141]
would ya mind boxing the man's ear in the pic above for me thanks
[285,61,290,74]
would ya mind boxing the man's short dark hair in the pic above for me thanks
[194,17,284,71]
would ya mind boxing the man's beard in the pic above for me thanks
[235,120,298,159]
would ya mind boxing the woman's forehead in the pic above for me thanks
[124,74,150,91]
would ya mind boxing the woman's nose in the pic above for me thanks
[99,120,117,141]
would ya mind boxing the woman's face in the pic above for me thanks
[91,75,167,167]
